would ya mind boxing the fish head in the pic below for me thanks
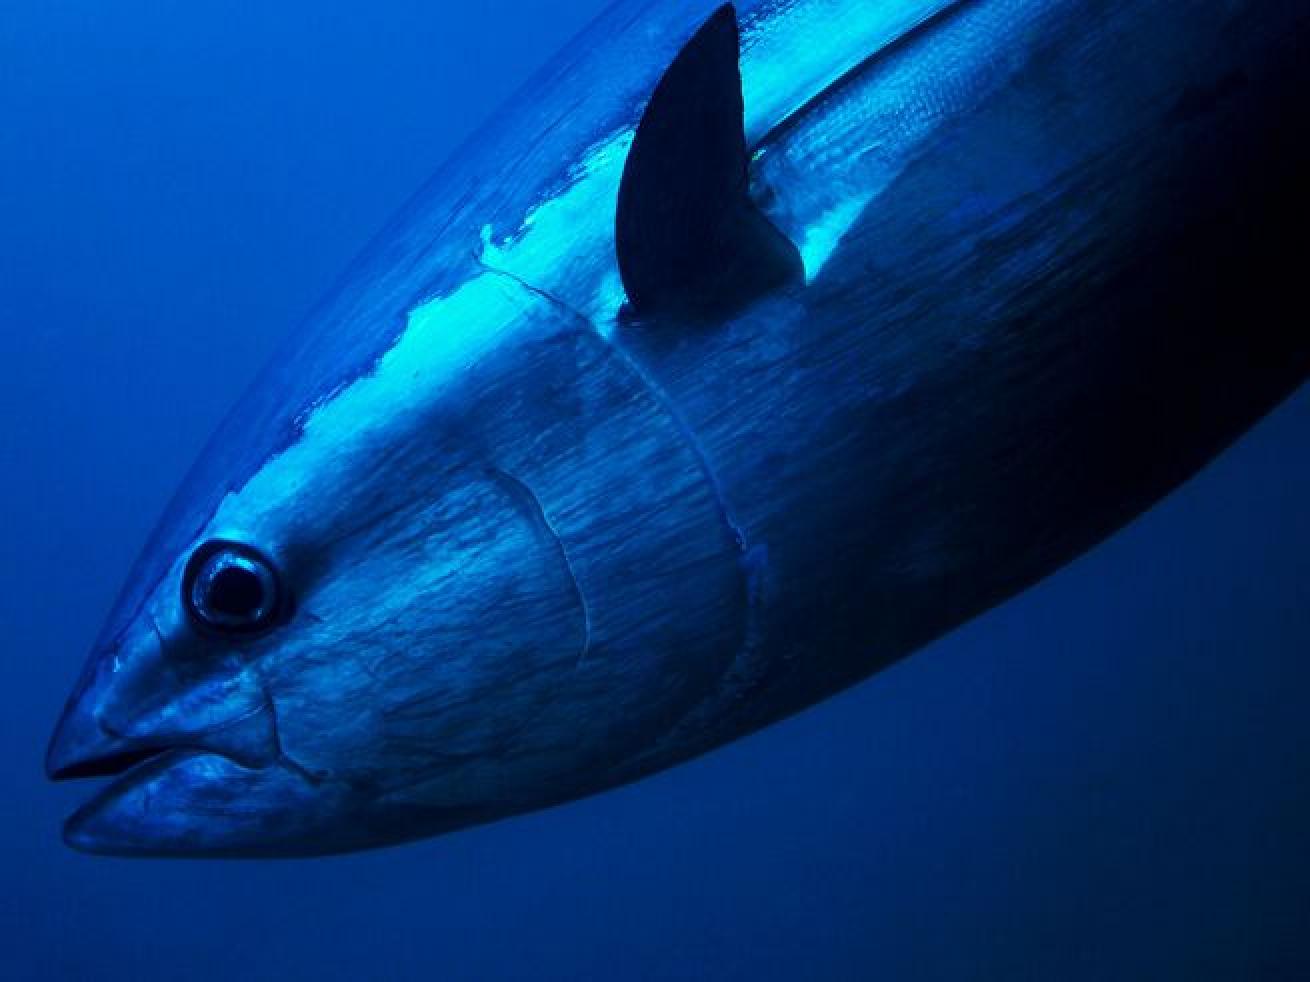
[44,275,709,857]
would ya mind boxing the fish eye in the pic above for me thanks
[182,540,283,635]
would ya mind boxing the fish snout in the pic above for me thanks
[46,634,326,856]
[46,687,279,781]
[46,622,280,782]
[45,693,161,781]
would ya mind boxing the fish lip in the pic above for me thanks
[59,747,351,859]
[47,685,281,781]
[59,746,320,858]
[47,744,173,781]
[59,748,230,855]
[50,695,297,855]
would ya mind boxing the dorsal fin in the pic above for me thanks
[616,4,803,320]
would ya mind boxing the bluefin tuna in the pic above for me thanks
[47,0,1310,855]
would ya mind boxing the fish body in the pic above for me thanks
[48,0,1310,855]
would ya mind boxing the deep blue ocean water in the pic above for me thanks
[3,2,1309,979]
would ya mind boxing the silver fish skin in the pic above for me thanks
[46,0,1310,855]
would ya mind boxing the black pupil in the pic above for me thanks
[208,565,265,618]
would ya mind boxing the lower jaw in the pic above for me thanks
[60,749,329,858]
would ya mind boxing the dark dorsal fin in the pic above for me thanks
[616,4,803,320]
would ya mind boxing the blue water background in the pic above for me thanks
[3,2,1309,978]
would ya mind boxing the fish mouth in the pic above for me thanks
[56,746,328,858]
[45,695,339,857]
[58,747,223,849]
[46,693,280,784]
[51,741,247,850]
[52,738,355,858]
[49,719,268,855]
[47,745,176,781]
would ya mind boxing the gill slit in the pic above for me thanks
[484,464,593,668]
